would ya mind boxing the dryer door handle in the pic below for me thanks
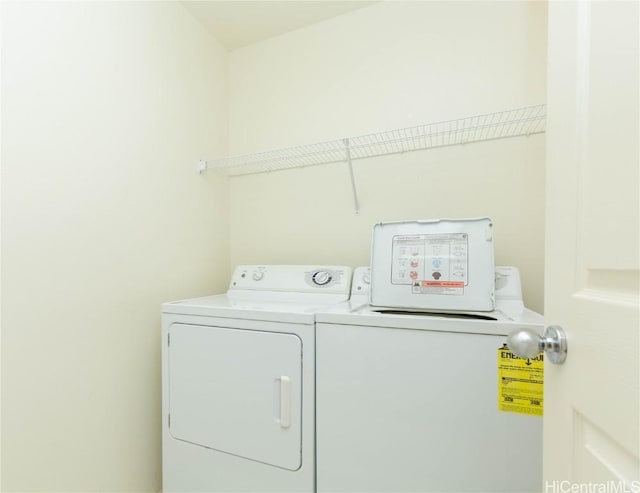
[278,376,291,429]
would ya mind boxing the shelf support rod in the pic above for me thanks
[343,138,360,215]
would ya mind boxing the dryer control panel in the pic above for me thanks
[229,265,353,295]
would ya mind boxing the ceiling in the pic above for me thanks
[181,1,378,51]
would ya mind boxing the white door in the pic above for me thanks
[168,324,303,471]
[545,1,639,491]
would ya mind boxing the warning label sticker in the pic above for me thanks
[497,343,544,416]
[412,280,465,295]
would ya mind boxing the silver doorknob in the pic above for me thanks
[506,326,568,365]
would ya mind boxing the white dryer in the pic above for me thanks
[315,267,544,492]
[161,265,352,492]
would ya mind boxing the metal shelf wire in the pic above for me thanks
[202,104,546,177]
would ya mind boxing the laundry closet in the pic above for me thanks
[3,1,637,492]
[174,2,547,491]
[1,2,547,490]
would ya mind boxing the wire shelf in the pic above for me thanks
[204,104,546,177]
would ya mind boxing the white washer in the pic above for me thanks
[315,266,544,492]
[161,265,352,492]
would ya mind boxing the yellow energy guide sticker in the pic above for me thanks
[498,343,543,416]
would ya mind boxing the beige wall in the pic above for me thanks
[1,2,229,491]
[1,1,548,491]
[228,1,547,312]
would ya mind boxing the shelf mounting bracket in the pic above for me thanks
[344,138,360,215]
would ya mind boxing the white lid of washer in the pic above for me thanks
[317,266,543,336]
[370,218,496,312]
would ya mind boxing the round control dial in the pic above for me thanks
[252,270,264,281]
[312,270,333,286]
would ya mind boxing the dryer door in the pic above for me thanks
[168,323,303,471]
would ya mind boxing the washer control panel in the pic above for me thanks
[350,266,371,298]
[229,265,352,294]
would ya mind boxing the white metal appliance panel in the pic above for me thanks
[228,265,352,294]
[168,323,303,471]
[316,322,542,492]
